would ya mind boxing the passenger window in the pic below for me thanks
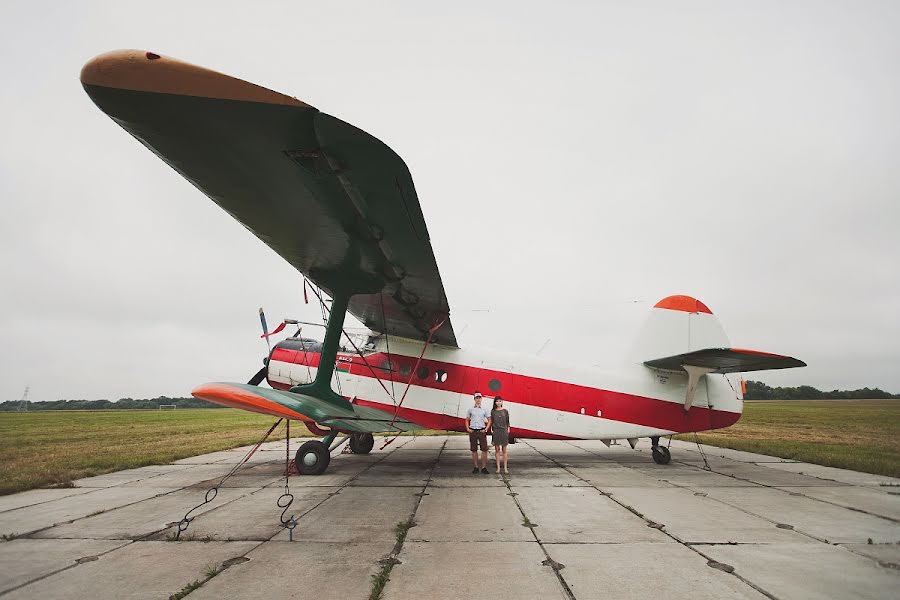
[434,369,448,383]
[417,366,429,380]
[399,363,412,377]
[488,378,501,392]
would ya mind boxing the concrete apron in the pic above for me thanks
[0,436,894,600]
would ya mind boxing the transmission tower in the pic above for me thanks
[17,385,30,412]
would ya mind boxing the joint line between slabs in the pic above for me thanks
[523,442,783,600]
[501,470,577,599]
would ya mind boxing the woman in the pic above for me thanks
[490,396,511,474]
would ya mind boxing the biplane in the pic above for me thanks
[81,50,805,474]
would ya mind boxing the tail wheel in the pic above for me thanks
[652,446,671,465]
[349,433,375,454]
[295,440,331,475]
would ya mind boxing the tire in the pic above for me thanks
[348,433,375,454]
[295,440,331,475]
[652,446,671,465]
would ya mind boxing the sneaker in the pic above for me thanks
[472,467,479,474]
[480,467,489,474]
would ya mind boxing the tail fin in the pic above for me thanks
[632,295,805,412]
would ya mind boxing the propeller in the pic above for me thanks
[248,307,273,386]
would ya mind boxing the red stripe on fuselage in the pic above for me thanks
[351,399,575,440]
[267,349,740,434]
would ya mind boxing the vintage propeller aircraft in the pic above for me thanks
[81,50,805,474]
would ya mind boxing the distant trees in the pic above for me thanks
[743,381,899,400]
[0,396,223,411]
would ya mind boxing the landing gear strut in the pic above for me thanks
[650,436,671,465]
[295,440,331,475]
[349,433,375,454]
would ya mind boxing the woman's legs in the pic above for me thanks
[494,445,501,472]
[502,444,508,473]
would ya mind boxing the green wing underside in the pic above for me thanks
[82,83,457,347]
[202,383,424,434]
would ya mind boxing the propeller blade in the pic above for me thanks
[247,366,267,386]
[259,307,271,354]
[259,307,269,336]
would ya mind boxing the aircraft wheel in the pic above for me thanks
[295,440,331,475]
[652,446,671,465]
[349,433,375,454]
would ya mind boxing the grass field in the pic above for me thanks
[0,409,306,495]
[2,400,897,496]
[680,400,900,478]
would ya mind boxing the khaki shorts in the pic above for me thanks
[469,430,488,452]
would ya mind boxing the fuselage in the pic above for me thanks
[266,335,743,441]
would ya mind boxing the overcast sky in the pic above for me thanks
[2,1,899,401]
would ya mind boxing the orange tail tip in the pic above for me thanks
[191,383,311,421]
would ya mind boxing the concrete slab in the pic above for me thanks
[278,486,419,543]
[703,543,900,600]
[429,462,507,487]
[696,486,900,544]
[385,541,568,599]
[704,462,851,487]
[348,461,435,487]
[1,540,257,600]
[503,465,590,487]
[0,487,175,536]
[668,439,799,464]
[0,539,129,593]
[604,487,814,544]
[565,465,676,488]
[840,543,900,567]
[73,464,196,488]
[514,486,672,543]
[780,486,900,521]
[547,542,767,599]
[761,460,900,488]
[155,486,335,541]
[411,487,532,542]
[33,488,248,540]
[190,541,390,600]
[0,487,95,514]
[121,464,239,488]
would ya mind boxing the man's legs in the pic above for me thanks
[469,432,479,472]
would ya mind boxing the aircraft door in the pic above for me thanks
[443,363,479,429]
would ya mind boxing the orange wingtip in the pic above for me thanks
[653,295,713,314]
[80,49,313,108]
[191,383,311,421]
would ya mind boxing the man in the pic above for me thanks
[466,392,491,474]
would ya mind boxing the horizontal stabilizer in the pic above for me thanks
[644,348,806,374]
[192,383,425,433]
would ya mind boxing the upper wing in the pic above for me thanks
[644,348,806,373]
[80,50,457,347]
[193,382,424,433]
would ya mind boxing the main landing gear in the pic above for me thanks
[349,432,375,454]
[294,432,375,475]
[650,436,671,465]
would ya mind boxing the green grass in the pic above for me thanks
[0,409,306,495]
[680,400,900,478]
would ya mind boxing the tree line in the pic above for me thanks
[743,381,899,400]
[2,383,897,411]
[0,396,223,411]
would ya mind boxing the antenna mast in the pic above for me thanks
[17,385,30,412]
